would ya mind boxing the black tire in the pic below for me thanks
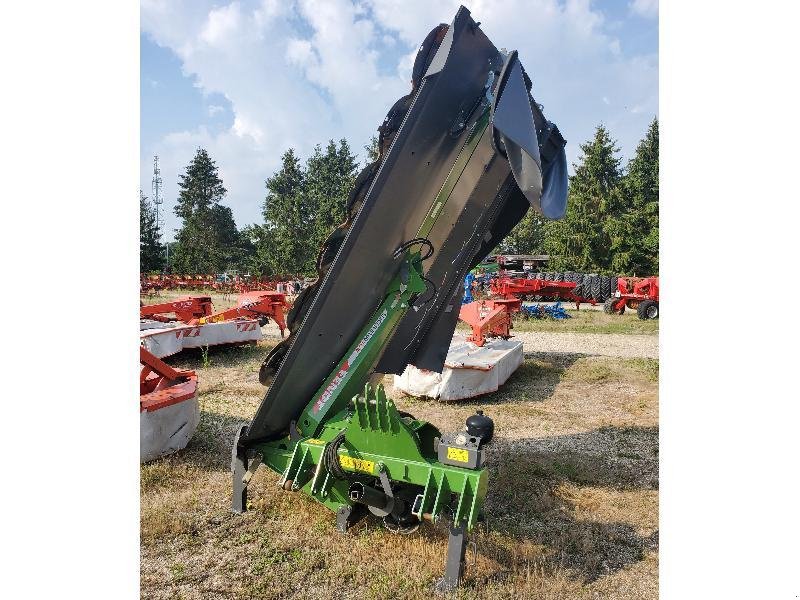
[637,300,659,320]
[591,276,602,301]
[600,276,612,301]
[603,298,616,314]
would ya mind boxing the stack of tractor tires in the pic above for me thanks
[530,272,618,303]
[520,271,657,318]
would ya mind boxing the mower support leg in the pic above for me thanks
[335,504,366,533]
[231,425,249,514]
[436,523,468,593]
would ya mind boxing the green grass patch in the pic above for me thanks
[627,357,659,382]
[499,308,659,335]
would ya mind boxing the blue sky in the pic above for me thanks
[141,0,658,241]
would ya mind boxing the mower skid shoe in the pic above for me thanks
[335,504,366,533]
[231,424,249,514]
[435,523,468,593]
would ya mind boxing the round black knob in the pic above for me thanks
[466,410,494,444]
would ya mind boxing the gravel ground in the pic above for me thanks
[513,331,658,359]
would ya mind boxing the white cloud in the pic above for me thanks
[630,0,658,19]
[207,104,225,116]
[142,0,414,235]
[141,0,657,236]
[200,2,242,46]
[285,38,316,69]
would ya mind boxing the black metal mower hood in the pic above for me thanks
[243,5,568,445]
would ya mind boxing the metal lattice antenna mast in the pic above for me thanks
[151,156,166,269]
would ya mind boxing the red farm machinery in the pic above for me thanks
[603,276,659,319]
[193,290,289,336]
[140,346,199,462]
[458,298,521,347]
[139,296,214,323]
[490,274,596,308]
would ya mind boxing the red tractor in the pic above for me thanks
[604,276,659,320]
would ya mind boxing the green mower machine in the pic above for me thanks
[232,6,568,590]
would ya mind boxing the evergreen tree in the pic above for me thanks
[606,118,659,275]
[171,148,240,273]
[209,203,246,270]
[364,135,379,165]
[544,125,623,272]
[499,210,545,255]
[305,139,359,260]
[140,190,164,272]
[240,224,268,276]
[262,148,309,274]
[256,142,358,275]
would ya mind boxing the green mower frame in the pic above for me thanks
[232,250,490,590]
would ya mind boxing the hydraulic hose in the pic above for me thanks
[323,432,351,480]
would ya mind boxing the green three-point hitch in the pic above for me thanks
[232,248,494,591]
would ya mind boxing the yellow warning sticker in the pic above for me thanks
[305,438,326,445]
[446,447,470,463]
[339,455,375,474]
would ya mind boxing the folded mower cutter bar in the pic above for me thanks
[192,290,289,336]
[233,5,568,591]
[140,295,213,323]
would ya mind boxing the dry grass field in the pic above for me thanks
[141,295,658,599]
[506,308,659,335]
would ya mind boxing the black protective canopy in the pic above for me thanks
[243,5,567,445]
